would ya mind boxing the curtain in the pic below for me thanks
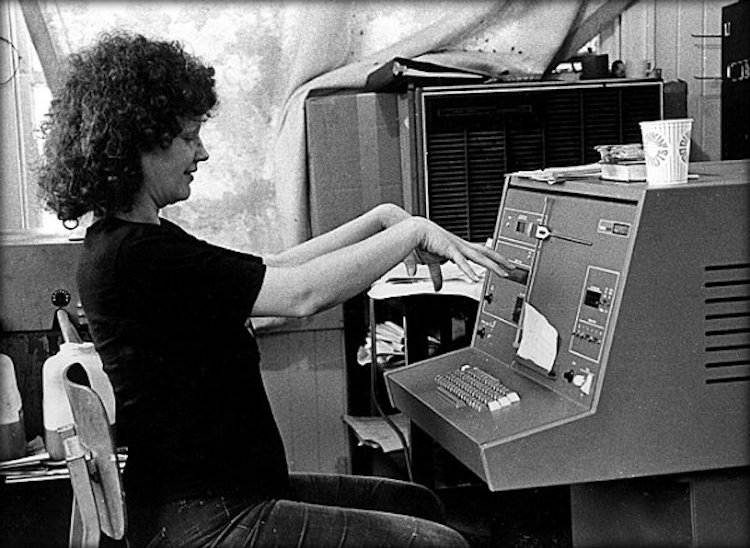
[273,0,637,248]
[18,0,68,92]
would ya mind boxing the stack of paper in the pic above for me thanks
[514,163,602,184]
[357,321,407,366]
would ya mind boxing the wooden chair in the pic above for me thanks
[59,362,127,547]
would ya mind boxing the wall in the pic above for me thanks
[257,308,351,475]
[600,0,734,161]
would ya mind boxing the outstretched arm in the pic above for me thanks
[265,203,410,267]
[252,216,513,318]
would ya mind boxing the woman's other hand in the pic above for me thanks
[408,217,514,291]
[374,204,439,282]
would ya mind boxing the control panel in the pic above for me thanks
[570,266,619,363]
[473,187,637,406]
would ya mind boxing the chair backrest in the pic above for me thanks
[60,362,126,547]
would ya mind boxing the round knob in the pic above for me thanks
[51,289,71,308]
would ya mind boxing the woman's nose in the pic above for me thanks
[196,139,209,162]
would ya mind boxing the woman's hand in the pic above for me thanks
[375,204,435,279]
[375,205,515,291]
[408,217,515,291]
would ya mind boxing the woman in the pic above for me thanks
[37,31,514,547]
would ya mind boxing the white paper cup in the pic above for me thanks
[639,118,693,184]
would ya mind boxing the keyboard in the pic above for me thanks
[435,364,520,412]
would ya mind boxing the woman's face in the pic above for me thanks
[139,117,209,209]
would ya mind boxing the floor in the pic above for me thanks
[0,473,571,548]
[404,435,573,548]
[440,483,573,548]
[365,445,573,548]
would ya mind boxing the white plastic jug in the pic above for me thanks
[0,353,26,461]
[43,342,116,460]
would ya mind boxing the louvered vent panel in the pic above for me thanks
[422,82,662,242]
[506,125,545,172]
[467,131,505,241]
[621,86,662,142]
[544,91,584,166]
[703,263,750,385]
[582,89,623,162]
[427,131,471,238]
[426,129,506,240]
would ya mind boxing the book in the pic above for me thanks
[600,162,646,182]
[365,57,488,92]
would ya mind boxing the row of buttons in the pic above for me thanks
[572,331,602,344]
[435,364,520,412]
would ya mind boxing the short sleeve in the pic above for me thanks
[117,222,266,326]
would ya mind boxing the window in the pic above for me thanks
[1,1,56,234]
[1,1,290,254]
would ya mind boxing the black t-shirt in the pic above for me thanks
[78,217,289,504]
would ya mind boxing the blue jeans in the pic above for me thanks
[136,473,469,547]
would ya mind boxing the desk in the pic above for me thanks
[0,454,70,484]
[1,453,127,548]
[1,464,73,547]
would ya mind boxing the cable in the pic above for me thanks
[369,298,414,482]
[371,364,414,482]
[370,361,414,482]
[0,35,21,86]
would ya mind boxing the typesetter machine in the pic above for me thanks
[385,160,750,546]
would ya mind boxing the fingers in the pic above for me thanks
[403,252,418,276]
[459,241,516,279]
[411,217,515,285]
[428,263,443,291]
[448,251,480,283]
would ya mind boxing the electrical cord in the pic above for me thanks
[370,360,414,482]
[368,298,414,482]
[1,35,21,86]
[370,361,413,482]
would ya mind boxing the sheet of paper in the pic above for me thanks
[367,262,485,302]
[517,303,558,372]
[514,163,601,184]
[343,414,410,453]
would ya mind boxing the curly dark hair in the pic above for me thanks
[36,31,217,222]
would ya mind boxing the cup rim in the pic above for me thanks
[639,118,694,126]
